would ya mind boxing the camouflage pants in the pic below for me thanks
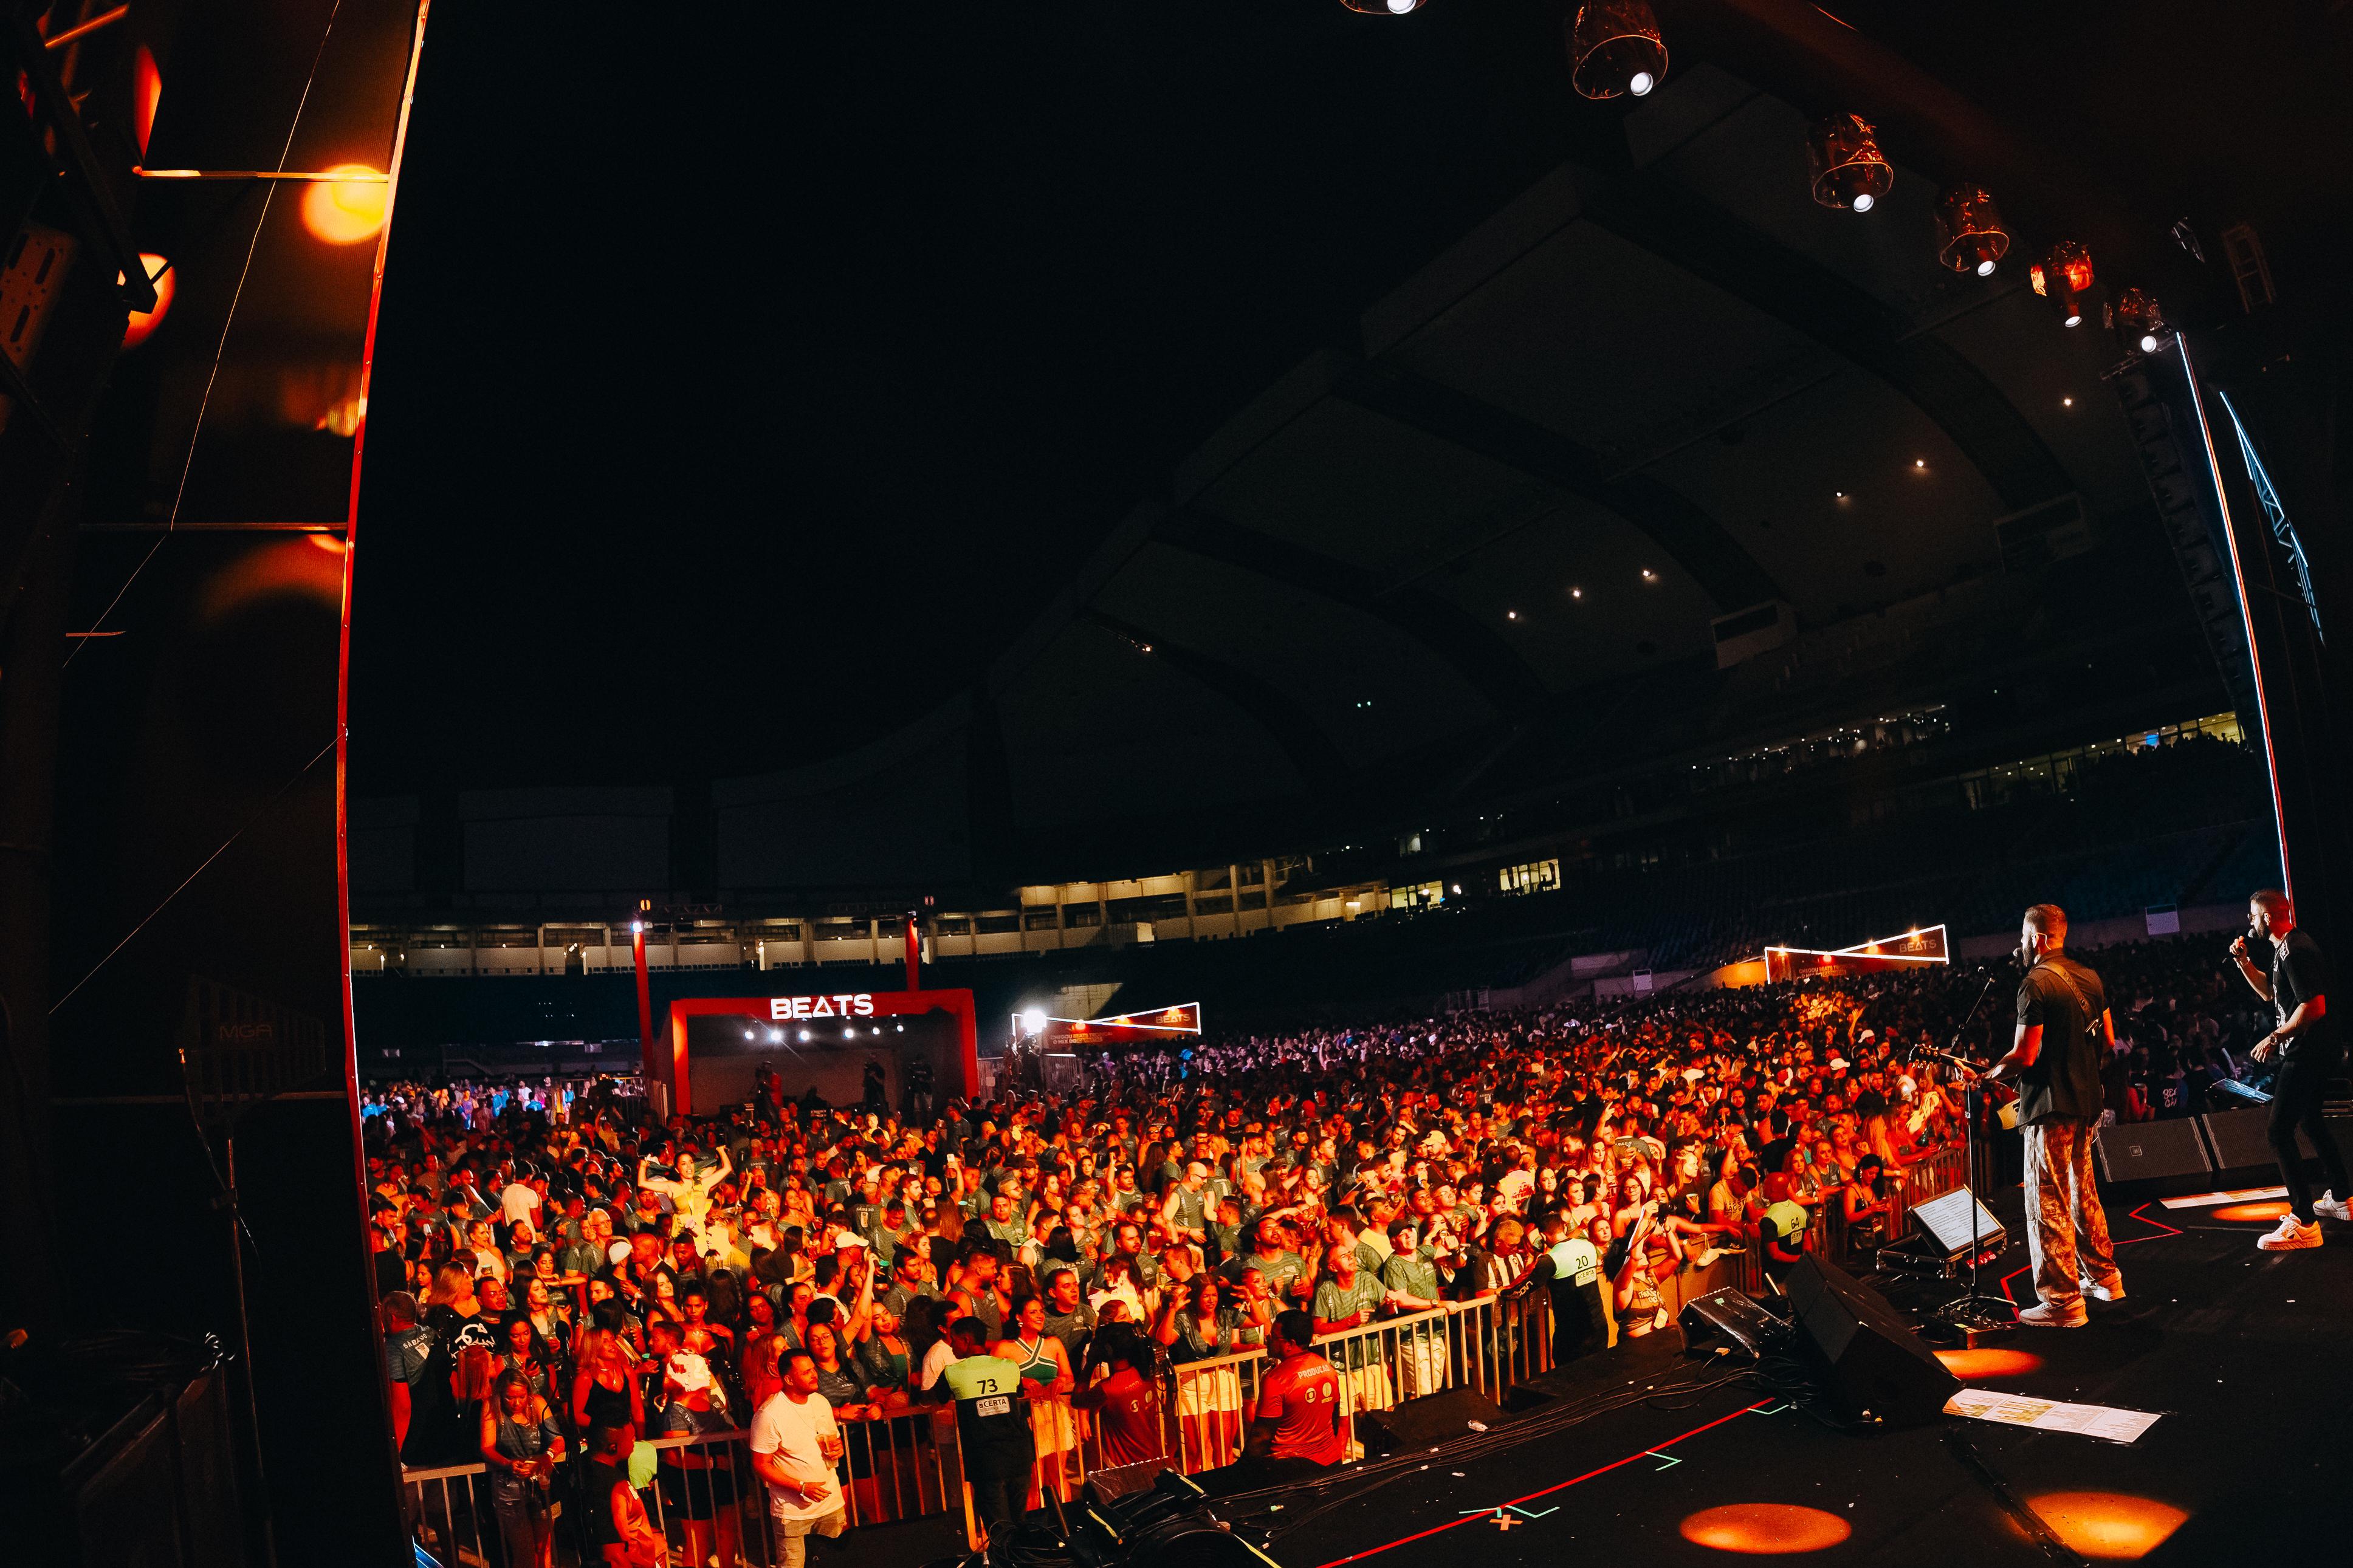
[2022,1118,2120,1309]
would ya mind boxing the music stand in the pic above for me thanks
[1920,972,2015,1332]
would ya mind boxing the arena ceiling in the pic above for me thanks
[348,2,2353,899]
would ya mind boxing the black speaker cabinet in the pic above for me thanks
[1784,1256,1960,1427]
[2202,1106,2280,1172]
[2096,1117,2213,1183]
[1357,1388,1510,1453]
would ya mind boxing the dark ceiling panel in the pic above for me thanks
[1084,610,1341,789]
[1154,507,1550,714]
[1584,177,2078,513]
[1336,361,1785,614]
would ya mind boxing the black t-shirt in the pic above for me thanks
[2015,954,2107,1125]
[2271,929,2331,1056]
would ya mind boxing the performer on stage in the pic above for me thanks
[1984,904,2121,1327]
[2231,889,2347,1250]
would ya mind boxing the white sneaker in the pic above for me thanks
[2258,1214,2323,1251]
[2080,1276,2125,1303]
[2313,1192,2352,1223]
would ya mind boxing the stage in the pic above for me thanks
[1232,1189,2352,1568]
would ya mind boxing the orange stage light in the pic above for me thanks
[2212,1200,2289,1222]
[1679,1503,1853,1554]
[134,46,162,157]
[2027,1493,2187,1559]
[1935,1347,2043,1379]
[301,165,389,245]
[120,254,175,349]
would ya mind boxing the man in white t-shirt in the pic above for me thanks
[749,1349,844,1567]
[498,1173,541,1229]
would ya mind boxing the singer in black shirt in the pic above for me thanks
[2231,890,2346,1247]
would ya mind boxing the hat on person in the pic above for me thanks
[832,1230,869,1252]
[606,1240,633,1266]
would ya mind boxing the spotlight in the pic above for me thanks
[2028,241,2094,327]
[2111,287,2166,354]
[631,921,644,934]
[1934,184,2009,275]
[119,254,175,349]
[1506,609,1519,620]
[800,1029,811,1041]
[1021,1008,1048,1033]
[845,1027,856,1038]
[743,1029,755,1040]
[1339,0,1425,12]
[1570,586,1583,598]
[1567,2,1668,101]
[769,1029,783,1042]
[1805,114,1892,214]
[1640,567,1656,580]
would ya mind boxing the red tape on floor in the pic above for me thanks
[1312,1399,1772,1567]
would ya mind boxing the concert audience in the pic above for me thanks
[369,936,2265,1559]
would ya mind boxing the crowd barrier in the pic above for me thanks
[400,1155,1977,1565]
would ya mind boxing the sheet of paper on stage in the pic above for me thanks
[1944,1388,2163,1443]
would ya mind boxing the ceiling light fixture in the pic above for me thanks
[1570,586,1584,598]
[1568,2,1667,100]
[2111,287,2166,354]
[1933,184,2009,276]
[1805,114,1892,214]
[2028,240,2094,327]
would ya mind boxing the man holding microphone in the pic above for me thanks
[2230,889,2348,1250]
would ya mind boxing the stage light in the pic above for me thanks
[800,1029,812,1041]
[2111,287,2166,354]
[768,1029,783,1042]
[1934,184,2009,275]
[1506,610,1519,620]
[2063,397,2073,407]
[1805,114,1892,214]
[133,45,162,158]
[895,1024,904,1033]
[2029,241,2094,327]
[119,254,175,349]
[1570,586,1583,598]
[2026,1493,2187,1559]
[1679,1504,1852,1553]
[1567,2,1668,100]
[743,1029,755,1040]
[1935,1347,2043,1378]
[1641,567,1656,580]
[1022,1008,1048,1033]
[1339,0,1426,12]
[845,1027,856,1038]
[631,921,644,934]
[301,164,389,245]
[1914,458,1926,468]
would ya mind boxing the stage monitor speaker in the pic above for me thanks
[2202,1106,2281,1173]
[1680,1287,1791,1358]
[1784,1256,1959,1427]
[1358,1388,1509,1453]
[2096,1117,2212,1183]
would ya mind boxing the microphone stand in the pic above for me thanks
[1930,970,2015,1334]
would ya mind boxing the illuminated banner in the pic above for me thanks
[1765,925,1949,984]
[1018,1002,1203,1047]
[769,992,878,1019]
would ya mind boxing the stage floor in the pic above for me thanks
[1254,1191,2353,1568]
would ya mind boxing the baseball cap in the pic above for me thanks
[832,1230,869,1252]
[606,1241,633,1265]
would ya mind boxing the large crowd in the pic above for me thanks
[362,934,2274,1564]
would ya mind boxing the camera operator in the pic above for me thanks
[1984,904,2122,1327]
[2229,889,2347,1249]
